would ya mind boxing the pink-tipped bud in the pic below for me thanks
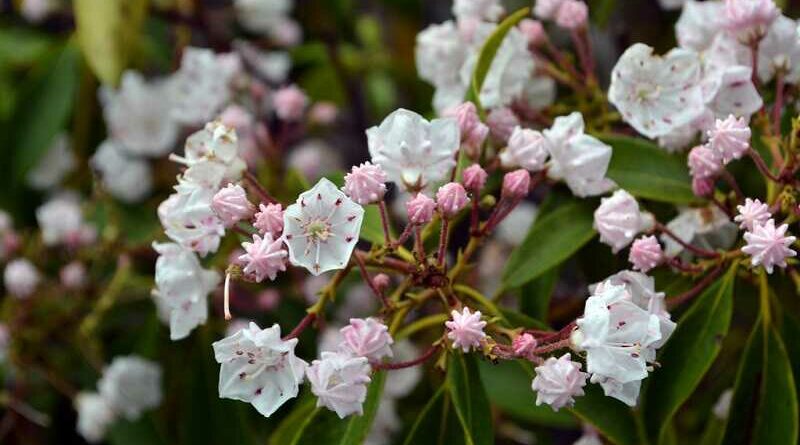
[343,162,388,205]
[462,164,488,192]
[340,318,394,361]
[502,169,531,200]
[513,333,538,359]
[722,0,778,39]
[373,273,391,292]
[534,0,566,19]
[519,19,547,46]
[253,203,284,236]
[273,85,308,121]
[688,145,723,179]
[555,0,588,30]
[692,176,715,197]
[436,182,469,218]
[628,235,664,273]
[707,115,751,163]
[487,107,520,143]
[447,102,489,158]
[212,184,255,227]
[406,193,436,225]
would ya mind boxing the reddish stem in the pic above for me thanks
[667,265,724,309]
[655,223,720,258]
[354,251,391,308]
[283,313,317,340]
[243,170,278,204]
[373,345,439,370]
[377,201,392,246]
[437,218,450,269]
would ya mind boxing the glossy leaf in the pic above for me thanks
[12,43,80,183]
[271,371,387,445]
[721,321,798,445]
[502,197,596,288]
[447,353,493,445]
[642,266,736,444]
[73,0,149,85]
[466,7,530,113]
[601,134,697,204]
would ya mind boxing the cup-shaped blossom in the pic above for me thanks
[501,169,531,201]
[501,126,549,172]
[273,85,308,121]
[343,162,388,205]
[98,356,162,421]
[254,203,284,235]
[735,198,770,231]
[406,193,436,225]
[367,109,460,190]
[462,164,488,192]
[608,44,705,139]
[446,307,487,352]
[555,0,588,30]
[213,322,307,417]
[436,182,469,219]
[283,178,364,276]
[707,115,751,163]
[531,353,588,411]
[340,318,394,361]
[3,258,40,298]
[593,190,653,253]
[239,233,288,282]
[447,102,489,156]
[307,351,372,418]
[722,0,779,40]
[628,235,664,272]
[212,184,255,227]
[742,219,797,274]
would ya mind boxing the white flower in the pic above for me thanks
[20,0,55,23]
[531,353,588,411]
[91,140,153,203]
[234,41,292,83]
[340,317,394,361]
[152,242,220,340]
[609,43,705,139]
[36,194,86,246]
[452,0,504,21]
[98,356,162,420]
[415,21,468,90]
[575,283,665,406]
[213,322,307,417]
[171,48,242,126]
[283,178,364,275]
[589,374,643,407]
[307,351,372,418]
[713,389,733,420]
[27,134,76,190]
[544,112,615,197]
[100,71,179,157]
[593,190,654,253]
[660,206,738,257]
[75,392,116,443]
[757,15,800,84]
[179,121,246,185]
[159,184,226,257]
[367,109,460,190]
[501,126,549,171]
[4,258,40,298]
[676,1,726,51]
[234,0,294,39]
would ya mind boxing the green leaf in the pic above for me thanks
[73,0,149,85]
[466,7,531,113]
[12,43,80,183]
[403,386,465,445]
[271,371,387,445]
[502,197,596,288]
[601,134,697,204]
[0,27,53,68]
[360,205,389,246]
[478,360,577,428]
[519,266,560,321]
[721,321,799,445]
[570,384,640,445]
[108,416,165,445]
[446,354,493,445]
[642,266,736,444]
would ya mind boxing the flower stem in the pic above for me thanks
[378,201,392,246]
[373,345,439,370]
[437,218,450,269]
[354,251,391,308]
[667,264,724,308]
[243,170,278,204]
[654,222,720,258]
[283,313,317,340]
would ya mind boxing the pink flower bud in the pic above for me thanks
[4,259,39,299]
[707,115,751,163]
[445,307,487,352]
[273,85,308,121]
[462,164,488,192]
[513,333,538,359]
[688,145,723,179]
[60,261,87,289]
[373,273,391,292]
[219,105,254,129]
[628,235,663,273]
[519,19,547,46]
[531,353,587,411]
[340,318,394,361]
[436,182,469,218]
[406,193,435,225]
[238,233,288,282]
[487,107,520,143]
[447,102,489,157]
[534,0,566,19]
[742,219,796,274]
[309,102,339,125]
[735,198,771,231]
[692,176,715,197]
[212,184,255,227]
[555,0,588,30]
[502,169,531,200]
[254,203,284,236]
[343,162,388,205]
